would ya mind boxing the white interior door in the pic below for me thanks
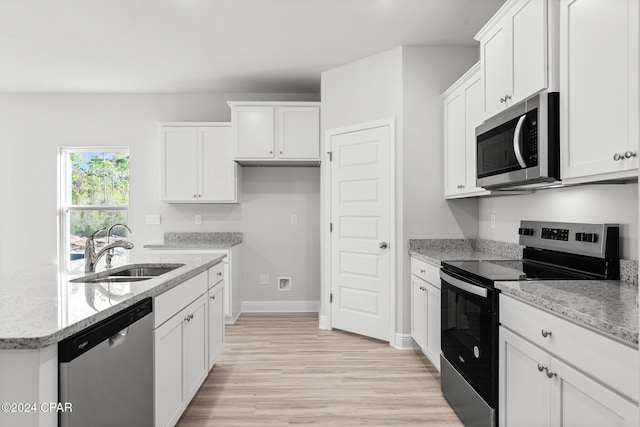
[329,123,391,342]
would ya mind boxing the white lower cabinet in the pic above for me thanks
[410,257,441,371]
[207,264,225,370]
[499,295,639,427]
[153,268,226,427]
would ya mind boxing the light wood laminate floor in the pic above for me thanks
[177,312,463,426]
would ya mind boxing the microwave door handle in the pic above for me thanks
[513,114,528,168]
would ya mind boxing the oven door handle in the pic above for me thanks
[513,114,528,169]
[440,271,488,298]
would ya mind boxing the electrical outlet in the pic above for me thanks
[195,214,202,225]
[146,214,161,225]
[259,274,269,285]
[290,214,298,225]
[490,213,496,229]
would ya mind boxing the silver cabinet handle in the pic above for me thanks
[614,153,624,161]
[210,296,216,300]
[541,329,552,338]
[379,242,388,249]
[217,272,223,277]
[537,363,546,372]
[625,151,637,158]
[185,313,194,322]
[545,368,557,378]
[420,269,426,274]
[500,94,512,103]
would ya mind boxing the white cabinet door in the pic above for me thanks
[551,357,639,427]
[199,126,238,202]
[208,282,224,370]
[481,19,511,117]
[560,0,639,183]
[511,0,548,102]
[154,312,185,427]
[183,295,208,400]
[161,124,238,203]
[161,127,198,201]
[232,106,275,159]
[499,327,552,427]
[444,91,467,195]
[478,0,551,118]
[424,281,441,370]
[277,106,320,159]
[443,64,490,199]
[411,277,427,351]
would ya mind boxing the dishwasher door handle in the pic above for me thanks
[108,327,130,348]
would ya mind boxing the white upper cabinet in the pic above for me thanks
[160,123,239,203]
[476,0,557,119]
[442,63,490,198]
[559,0,639,183]
[229,102,320,165]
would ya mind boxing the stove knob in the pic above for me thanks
[575,232,586,242]
[518,227,534,236]
[585,233,598,243]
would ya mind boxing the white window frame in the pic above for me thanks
[58,147,130,271]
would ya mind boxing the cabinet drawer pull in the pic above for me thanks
[625,151,637,159]
[537,363,546,372]
[420,269,426,274]
[217,272,223,277]
[614,153,623,161]
[545,368,557,379]
[210,296,216,300]
[541,329,552,338]
[185,313,194,322]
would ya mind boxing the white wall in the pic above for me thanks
[479,184,638,260]
[320,45,480,339]
[0,92,321,303]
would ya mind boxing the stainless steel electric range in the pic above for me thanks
[439,221,620,427]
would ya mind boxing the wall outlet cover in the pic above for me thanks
[195,214,203,225]
[146,214,161,225]
[277,277,292,291]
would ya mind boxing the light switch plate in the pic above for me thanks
[259,274,269,285]
[146,214,161,225]
[195,214,202,225]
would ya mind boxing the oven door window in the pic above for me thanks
[441,280,496,405]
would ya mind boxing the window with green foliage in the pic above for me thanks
[60,149,130,271]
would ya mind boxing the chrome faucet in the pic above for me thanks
[105,223,133,268]
[84,225,134,273]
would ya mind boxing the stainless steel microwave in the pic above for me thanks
[476,92,559,190]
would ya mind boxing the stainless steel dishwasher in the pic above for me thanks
[59,297,153,427]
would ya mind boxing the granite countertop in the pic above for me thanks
[0,253,226,350]
[144,231,242,249]
[496,279,639,347]
[408,238,522,266]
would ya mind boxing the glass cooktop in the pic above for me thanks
[442,259,591,285]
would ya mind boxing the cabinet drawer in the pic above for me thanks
[155,272,208,328]
[208,262,225,288]
[500,294,639,402]
[410,257,440,287]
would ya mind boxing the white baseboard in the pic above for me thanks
[318,314,330,330]
[241,300,320,313]
[393,333,419,350]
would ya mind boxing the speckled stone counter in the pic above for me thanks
[144,231,242,249]
[0,253,226,350]
[496,280,638,346]
[408,238,521,266]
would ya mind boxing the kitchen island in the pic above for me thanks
[0,253,226,427]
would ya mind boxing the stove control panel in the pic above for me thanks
[541,227,569,241]
[519,221,619,259]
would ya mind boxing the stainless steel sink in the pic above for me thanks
[70,263,185,284]
[80,276,151,283]
[110,266,182,277]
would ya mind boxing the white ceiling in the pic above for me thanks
[0,0,505,94]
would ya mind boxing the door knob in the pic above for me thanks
[379,242,388,249]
